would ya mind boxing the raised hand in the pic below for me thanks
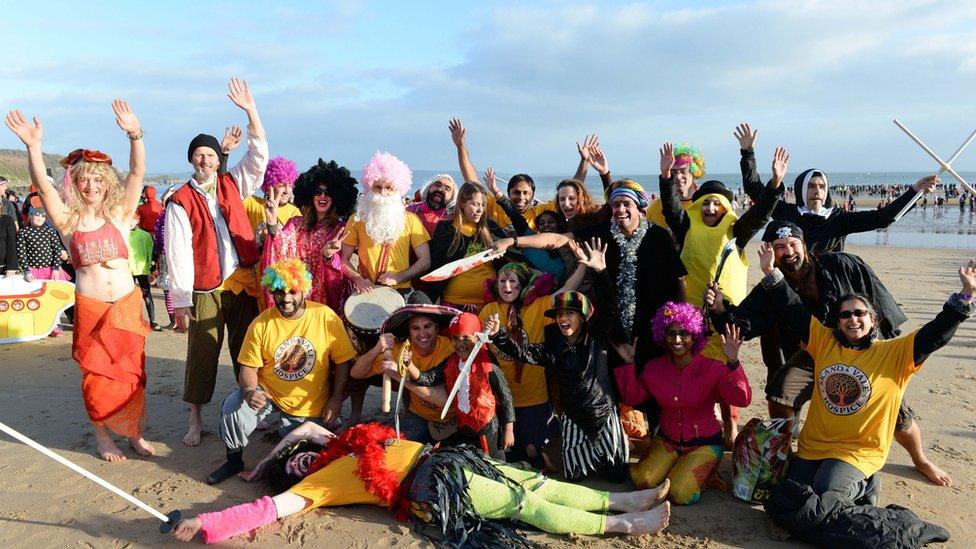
[484,313,501,336]
[449,117,466,148]
[913,175,940,194]
[322,228,349,260]
[112,99,142,136]
[485,167,501,196]
[589,144,610,176]
[4,110,43,147]
[221,125,243,154]
[757,242,775,275]
[771,146,790,187]
[720,323,743,362]
[659,142,675,177]
[612,337,638,364]
[576,134,599,162]
[734,123,758,150]
[577,237,607,272]
[703,282,726,313]
[960,259,976,294]
[227,77,256,112]
[263,185,281,224]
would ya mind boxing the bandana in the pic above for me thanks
[606,179,650,211]
[447,312,482,337]
[762,220,805,243]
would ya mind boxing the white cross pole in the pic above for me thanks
[892,120,976,221]
[0,420,182,533]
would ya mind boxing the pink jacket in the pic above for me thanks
[614,354,751,443]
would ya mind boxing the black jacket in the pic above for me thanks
[712,251,908,370]
[740,148,917,252]
[765,479,950,548]
[0,214,19,272]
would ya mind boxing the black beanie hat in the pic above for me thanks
[691,180,734,203]
[187,134,222,163]
[762,220,805,243]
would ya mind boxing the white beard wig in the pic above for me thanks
[358,191,407,244]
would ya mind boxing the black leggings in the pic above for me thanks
[134,274,156,325]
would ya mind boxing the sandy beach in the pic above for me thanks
[1,243,974,548]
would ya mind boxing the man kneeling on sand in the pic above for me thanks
[206,258,356,485]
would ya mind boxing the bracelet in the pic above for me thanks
[727,359,741,370]
[242,386,258,395]
[511,235,519,248]
[128,129,144,141]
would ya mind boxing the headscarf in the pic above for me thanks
[762,220,805,243]
[794,169,834,217]
[606,179,650,211]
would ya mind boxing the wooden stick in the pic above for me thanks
[381,350,392,413]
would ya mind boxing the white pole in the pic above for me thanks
[893,120,976,195]
[0,420,170,523]
[892,124,976,221]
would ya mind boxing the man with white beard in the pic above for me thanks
[341,152,431,294]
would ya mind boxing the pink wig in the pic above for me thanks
[361,151,412,196]
[651,301,708,355]
[261,156,299,193]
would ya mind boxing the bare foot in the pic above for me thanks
[172,517,203,542]
[915,460,951,486]
[96,438,127,463]
[605,501,671,535]
[610,479,671,512]
[183,423,203,447]
[129,437,156,456]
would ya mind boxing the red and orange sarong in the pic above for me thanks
[72,288,150,437]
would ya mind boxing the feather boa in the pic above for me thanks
[306,423,401,505]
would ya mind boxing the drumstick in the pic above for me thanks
[381,350,392,414]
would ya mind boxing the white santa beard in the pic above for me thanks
[358,192,407,244]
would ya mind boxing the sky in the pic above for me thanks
[2,0,976,177]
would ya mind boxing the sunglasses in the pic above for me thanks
[665,329,693,338]
[312,187,330,196]
[838,309,869,319]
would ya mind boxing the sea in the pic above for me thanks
[151,169,976,250]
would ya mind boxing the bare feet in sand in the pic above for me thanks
[605,501,671,536]
[95,437,126,463]
[609,479,671,512]
[183,423,202,447]
[129,437,156,456]
[172,517,203,542]
[915,460,951,486]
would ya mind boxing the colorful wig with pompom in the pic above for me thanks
[261,156,299,194]
[361,151,412,197]
[651,301,708,355]
[673,143,706,180]
[261,258,312,294]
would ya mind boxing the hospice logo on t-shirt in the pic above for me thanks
[818,363,871,415]
[273,337,316,381]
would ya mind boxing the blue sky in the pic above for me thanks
[2,0,976,177]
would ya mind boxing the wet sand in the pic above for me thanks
[1,243,974,548]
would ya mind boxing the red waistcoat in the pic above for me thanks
[169,173,259,291]
[443,349,497,432]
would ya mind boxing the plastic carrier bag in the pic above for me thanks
[731,417,792,504]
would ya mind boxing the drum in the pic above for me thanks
[343,286,405,353]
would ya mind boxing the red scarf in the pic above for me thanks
[306,423,401,505]
[443,348,497,432]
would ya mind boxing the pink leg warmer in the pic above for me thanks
[198,495,278,544]
[164,290,174,315]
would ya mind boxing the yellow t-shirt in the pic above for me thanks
[289,440,425,508]
[237,302,358,417]
[645,198,692,229]
[480,297,551,407]
[797,319,920,477]
[487,197,556,233]
[242,195,301,233]
[442,222,495,307]
[342,212,430,290]
[371,336,456,423]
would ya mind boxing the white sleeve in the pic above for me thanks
[164,201,195,309]
[229,131,269,199]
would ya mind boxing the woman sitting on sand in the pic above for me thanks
[169,421,672,546]
[5,102,153,463]
[613,302,751,505]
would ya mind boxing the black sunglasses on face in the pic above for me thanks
[312,187,330,196]
[665,329,693,338]
[838,309,869,319]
